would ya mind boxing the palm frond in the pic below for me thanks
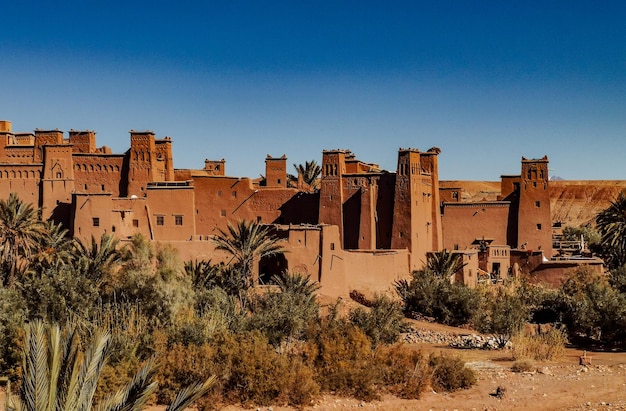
[165,376,216,411]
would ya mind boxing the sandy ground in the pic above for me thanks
[210,346,626,411]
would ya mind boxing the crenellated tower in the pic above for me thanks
[391,148,442,270]
[319,150,348,241]
[127,130,158,197]
[517,156,552,256]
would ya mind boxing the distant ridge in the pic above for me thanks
[440,180,626,227]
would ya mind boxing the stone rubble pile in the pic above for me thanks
[403,328,512,350]
[402,329,458,345]
[449,333,512,350]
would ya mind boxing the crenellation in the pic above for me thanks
[0,119,590,296]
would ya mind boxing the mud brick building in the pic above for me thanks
[0,120,602,295]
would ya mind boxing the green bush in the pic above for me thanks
[0,287,25,380]
[476,284,529,337]
[395,270,482,326]
[247,272,319,346]
[558,266,626,344]
[349,294,405,346]
[428,353,476,392]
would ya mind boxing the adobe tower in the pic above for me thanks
[517,156,552,256]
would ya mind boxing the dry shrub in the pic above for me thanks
[512,328,567,361]
[511,360,535,373]
[305,320,379,401]
[156,342,219,409]
[428,353,476,392]
[374,345,432,399]
[155,330,319,409]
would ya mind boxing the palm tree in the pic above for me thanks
[212,220,286,289]
[74,233,123,284]
[425,250,466,279]
[31,221,75,271]
[0,193,47,287]
[288,160,322,191]
[596,191,626,268]
[6,320,215,411]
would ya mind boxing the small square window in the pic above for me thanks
[535,201,541,208]
[257,216,262,223]
[330,243,335,251]
[92,217,100,227]
[133,219,139,228]
[231,191,237,197]
[217,190,222,197]
[156,216,164,226]
[537,223,542,230]
[175,215,183,226]
[220,210,227,217]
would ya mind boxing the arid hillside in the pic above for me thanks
[441,180,626,228]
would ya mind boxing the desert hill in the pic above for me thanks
[441,180,626,228]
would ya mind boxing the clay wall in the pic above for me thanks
[319,151,347,240]
[191,176,301,235]
[154,138,174,181]
[69,131,96,153]
[72,155,126,196]
[441,202,511,250]
[40,144,75,221]
[373,174,395,249]
[128,131,157,196]
[34,130,63,162]
[4,145,36,164]
[440,187,462,203]
[71,193,115,243]
[145,183,195,241]
[0,165,41,206]
[265,155,287,188]
[500,175,520,199]
[203,159,226,176]
[525,259,604,287]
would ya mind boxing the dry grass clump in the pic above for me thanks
[511,328,567,361]
[511,360,535,373]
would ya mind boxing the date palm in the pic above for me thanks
[6,320,214,411]
[0,193,47,286]
[74,233,122,284]
[596,191,626,268]
[288,160,322,191]
[31,221,75,271]
[425,250,467,279]
[212,220,286,289]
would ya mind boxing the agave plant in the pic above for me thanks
[6,320,214,411]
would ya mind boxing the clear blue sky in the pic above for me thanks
[1,1,625,180]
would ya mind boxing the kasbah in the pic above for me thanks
[0,120,614,297]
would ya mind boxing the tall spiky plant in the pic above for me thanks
[596,191,626,269]
[5,320,214,411]
[425,250,467,279]
[212,220,286,289]
[0,193,47,287]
